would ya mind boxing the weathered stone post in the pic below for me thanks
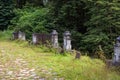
[13,32,19,40]
[51,30,59,48]
[63,31,72,51]
[13,31,25,40]
[113,36,120,63]
[32,33,37,44]
[75,50,81,59]
[18,31,26,40]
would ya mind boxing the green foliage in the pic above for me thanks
[82,0,120,58]
[45,0,86,48]
[0,0,15,30]
[9,0,120,58]
[47,0,120,58]
[9,6,49,39]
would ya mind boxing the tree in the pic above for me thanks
[46,0,120,58]
[82,0,120,58]
[0,0,15,30]
[45,0,86,47]
[10,0,120,58]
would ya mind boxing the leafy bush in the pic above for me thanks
[9,6,49,39]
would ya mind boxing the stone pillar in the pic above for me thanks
[75,50,81,59]
[51,30,59,48]
[63,31,72,51]
[18,31,26,40]
[113,36,120,63]
[32,33,37,44]
[13,32,19,40]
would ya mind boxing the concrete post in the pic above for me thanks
[32,34,37,44]
[13,32,18,40]
[113,36,120,63]
[18,31,26,40]
[51,30,59,48]
[63,31,72,51]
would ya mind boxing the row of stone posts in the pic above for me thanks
[51,30,72,51]
[13,30,72,51]
[12,31,120,63]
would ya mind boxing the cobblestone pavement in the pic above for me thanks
[0,48,64,80]
[0,58,40,80]
[0,58,64,80]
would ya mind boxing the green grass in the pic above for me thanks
[0,31,120,80]
[0,30,13,41]
[0,40,120,80]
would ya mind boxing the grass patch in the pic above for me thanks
[0,30,13,41]
[0,30,119,79]
[0,40,120,80]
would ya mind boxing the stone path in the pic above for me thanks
[0,48,64,80]
[0,58,39,80]
[0,58,64,80]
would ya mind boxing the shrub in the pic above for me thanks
[9,6,49,39]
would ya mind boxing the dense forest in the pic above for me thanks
[0,0,120,58]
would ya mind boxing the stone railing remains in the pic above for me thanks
[13,30,72,51]
[32,33,51,45]
[12,30,82,59]
[13,31,26,40]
